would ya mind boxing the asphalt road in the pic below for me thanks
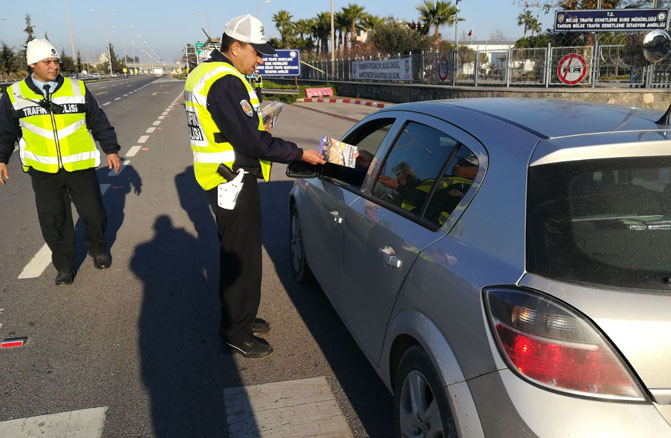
[0,77,393,438]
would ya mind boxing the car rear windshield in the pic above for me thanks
[527,156,671,291]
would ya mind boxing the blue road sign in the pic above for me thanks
[257,49,300,77]
[554,8,669,32]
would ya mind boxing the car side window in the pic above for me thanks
[371,122,459,219]
[423,145,479,227]
[327,118,394,189]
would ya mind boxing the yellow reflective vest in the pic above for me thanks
[7,78,100,173]
[184,61,271,191]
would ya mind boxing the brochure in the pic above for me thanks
[319,136,358,168]
[261,102,284,129]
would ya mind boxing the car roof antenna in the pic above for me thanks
[655,103,671,125]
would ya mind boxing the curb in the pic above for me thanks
[296,97,387,108]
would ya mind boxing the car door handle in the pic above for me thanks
[378,246,402,269]
[329,210,343,224]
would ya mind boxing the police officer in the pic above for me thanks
[184,14,325,359]
[0,39,121,286]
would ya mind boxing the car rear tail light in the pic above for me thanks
[484,287,646,401]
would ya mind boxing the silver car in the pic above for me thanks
[288,98,671,437]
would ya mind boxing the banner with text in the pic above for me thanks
[352,57,413,81]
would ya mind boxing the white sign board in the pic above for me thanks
[352,57,413,81]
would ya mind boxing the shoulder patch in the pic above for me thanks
[240,99,254,117]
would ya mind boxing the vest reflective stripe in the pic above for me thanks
[184,61,271,190]
[8,78,100,173]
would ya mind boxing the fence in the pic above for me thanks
[301,43,671,89]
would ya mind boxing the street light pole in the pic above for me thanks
[64,0,76,63]
[193,11,210,36]
[330,0,335,67]
[256,1,271,18]
[112,25,134,72]
[89,8,118,76]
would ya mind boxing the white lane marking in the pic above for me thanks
[158,116,165,120]
[161,112,168,116]
[137,135,149,143]
[126,145,142,157]
[108,159,130,176]
[224,377,353,438]
[146,127,155,133]
[0,407,107,438]
[103,102,111,106]
[114,97,121,101]
[152,121,161,126]
[123,94,128,97]
[17,244,51,279]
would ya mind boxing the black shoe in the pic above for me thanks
[90,252,111,269]
[55,269,75,286]
[222,336,273,358]
[252,318,270,335]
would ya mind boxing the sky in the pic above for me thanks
[0,0,556,64]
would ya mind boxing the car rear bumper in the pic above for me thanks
[468,369,671,437]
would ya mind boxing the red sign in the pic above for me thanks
[557,54,587,85]
[305,87,334,98]
[438,56,449,82]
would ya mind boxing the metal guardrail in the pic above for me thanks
[262,88,299,95]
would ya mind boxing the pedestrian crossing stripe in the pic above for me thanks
[0,407,107,438]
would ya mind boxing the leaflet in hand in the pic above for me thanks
[319,136,358,168]
[261,102,284,129]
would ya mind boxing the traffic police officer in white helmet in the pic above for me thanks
[0,38,122,285]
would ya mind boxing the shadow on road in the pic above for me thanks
[259,179,394,438]
[127,166,258,437]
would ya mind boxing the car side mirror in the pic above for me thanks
[286,161,322,178]
[643,30,671,64]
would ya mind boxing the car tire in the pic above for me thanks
[289,204,314,284]
[394,345,458,438]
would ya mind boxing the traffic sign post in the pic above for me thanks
[557,53,587,85]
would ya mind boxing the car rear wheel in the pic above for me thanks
[289,204,313,283]
[394,345,457,438]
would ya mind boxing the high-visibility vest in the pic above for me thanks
[184,61,271,191]
[7,78,100,173]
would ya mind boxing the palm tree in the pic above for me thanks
[296,18,317,52]
[416,0,459,50]
[335,11,348,53]
[273,10,295,48]
[517,10,542,39]
[361,13,385,32]
[341,3,367,50]
[315,12,332,55]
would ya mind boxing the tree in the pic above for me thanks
[24,14,35,44]
[518,10,541,38]
[371,21,431,55]
[76,50,82,73]
[314,12,332,55]
[341,3,367,50]
[335,11,348,52]
[415,1,460,50]
[60,49,77,74]
[273,10,295,48]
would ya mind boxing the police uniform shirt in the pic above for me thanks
[205,50,303,176]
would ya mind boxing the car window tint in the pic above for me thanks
[527,156,671,291]
[332,118,394,189]
[372,122,459,218]
[423,146,479,227]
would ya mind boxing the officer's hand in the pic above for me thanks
[264,121,272,133]
[0,163,9,185]
[107,153,121,174]
[301,149,326,165]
